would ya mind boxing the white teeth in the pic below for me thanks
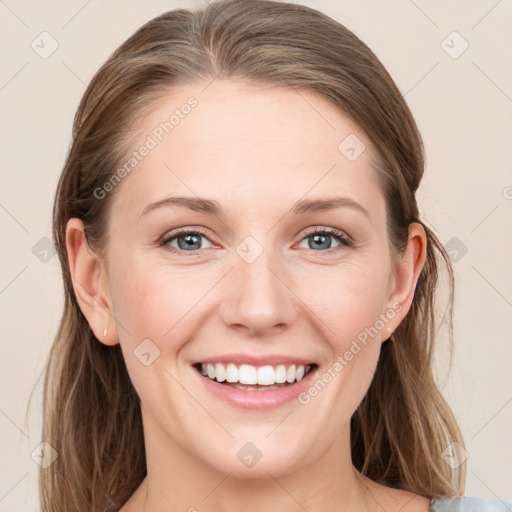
[239,364,257,385]
[257,365,274,385]
[275,365,287,383]
[226,363,238,383]
[215,363,226,383]
[199,362,313,386]
[286,364,296,383]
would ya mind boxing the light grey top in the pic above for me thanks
[430,496,512,511]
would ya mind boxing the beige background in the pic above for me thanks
[1,0,511,509]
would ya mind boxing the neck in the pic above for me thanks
[142,467,372,512]
[136,414,377,512]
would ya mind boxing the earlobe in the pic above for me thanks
[383,222,428,338]
[65,218,119,346]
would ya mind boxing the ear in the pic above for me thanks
[382,222,428,340]
[65,218,119,346]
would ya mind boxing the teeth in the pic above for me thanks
[257,366,274,385]
[226,363,238,383]
[275,365,287,383]
[239,364,257,385]
[199,362,312,385]
[286,364,296,383]
[215,363,226,383]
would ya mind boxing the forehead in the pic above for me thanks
[110,80,385,224]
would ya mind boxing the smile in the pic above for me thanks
[192,357,319,409]
[197,362,315,389]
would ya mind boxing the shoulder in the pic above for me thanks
[430,496,512,512]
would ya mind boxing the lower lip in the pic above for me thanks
[194,366,317,410]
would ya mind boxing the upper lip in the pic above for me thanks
[191,353,317,366]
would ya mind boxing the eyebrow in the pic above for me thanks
[139,195,371,220]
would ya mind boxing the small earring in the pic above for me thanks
[103,328,108,337]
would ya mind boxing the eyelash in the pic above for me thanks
[159,226,353,256]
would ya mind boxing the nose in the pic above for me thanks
[219,247,297,337]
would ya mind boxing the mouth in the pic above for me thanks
[193,362,318,392]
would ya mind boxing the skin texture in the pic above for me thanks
[66,80,429,511]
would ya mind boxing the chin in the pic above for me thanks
[197,434,315,479]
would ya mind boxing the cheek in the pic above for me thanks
[306,260,390,348]
[107,264,200,407]
[109,260,215,349]
[300,261,388,410]
[111,250,390,353]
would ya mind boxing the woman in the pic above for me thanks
[39,0,511,511]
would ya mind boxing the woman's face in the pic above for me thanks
[97,80,420,478]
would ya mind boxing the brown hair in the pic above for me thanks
[35,0,466,510]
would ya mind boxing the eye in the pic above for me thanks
[160,228,214,255]
[296,227,352,253]
[160,226,353,256]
